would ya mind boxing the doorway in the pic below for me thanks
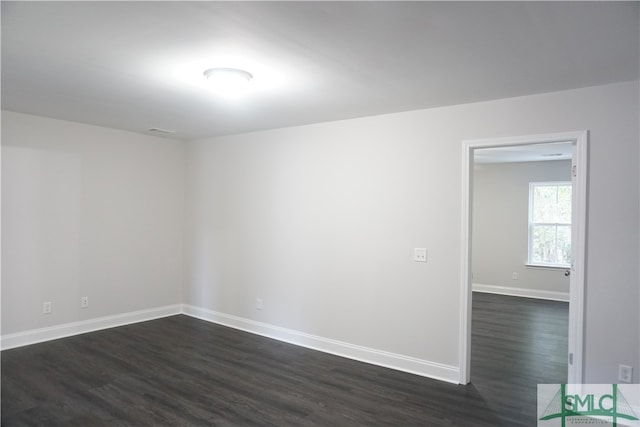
[459,131,588,385]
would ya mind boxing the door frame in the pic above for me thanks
[458,130,588,385]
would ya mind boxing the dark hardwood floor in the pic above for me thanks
[470,292,568,426]
[2,293,568,426]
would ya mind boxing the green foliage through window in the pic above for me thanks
[529,182,572,266]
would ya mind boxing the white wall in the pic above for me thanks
[472,160,571,296]
[2,80,637,385]
[185,81,639,383]
[1,111,185,335]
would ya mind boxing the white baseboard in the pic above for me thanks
[473,283,569,302]
[1,303,460,385]
[182,304,460,384]
[0,304,182,350]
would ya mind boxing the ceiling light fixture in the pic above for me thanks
[203,67,253,98]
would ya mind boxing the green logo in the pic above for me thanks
[539,384,639,427]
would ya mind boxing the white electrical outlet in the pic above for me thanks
[413,248,427,263]
[256,298,263,310]
[42,301,52,314]
[81,296,89,308]
[618,365,633,383]
[512,272,518,280]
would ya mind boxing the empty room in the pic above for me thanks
[2,2,639,426]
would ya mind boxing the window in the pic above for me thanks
[528,182,572,267]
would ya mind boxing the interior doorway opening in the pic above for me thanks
[459,131,588,385]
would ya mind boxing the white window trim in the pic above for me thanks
[528,181,572,268]
[525,263,568,270]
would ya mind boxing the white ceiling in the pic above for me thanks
[2,2,638,141]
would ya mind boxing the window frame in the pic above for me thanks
[527,181,572,268]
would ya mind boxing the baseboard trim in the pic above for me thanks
[2,303,460,384]
[472,283,569,302]
[1,304,182,350]
[182,304,460,384]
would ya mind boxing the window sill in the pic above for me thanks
[525,264,570,271]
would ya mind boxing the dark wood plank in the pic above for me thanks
[2,293,567,426]
[470,292,568,426]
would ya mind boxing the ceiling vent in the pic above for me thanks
[148,128,176,134]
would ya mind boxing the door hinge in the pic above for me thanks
[569,353,574,365]
[572,165,577,177]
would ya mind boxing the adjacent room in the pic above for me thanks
[2,2,639,426]
[470,145,573,407]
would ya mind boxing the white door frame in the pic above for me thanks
[459,130,588,385]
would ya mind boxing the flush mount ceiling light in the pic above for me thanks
[203,67,253,98]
